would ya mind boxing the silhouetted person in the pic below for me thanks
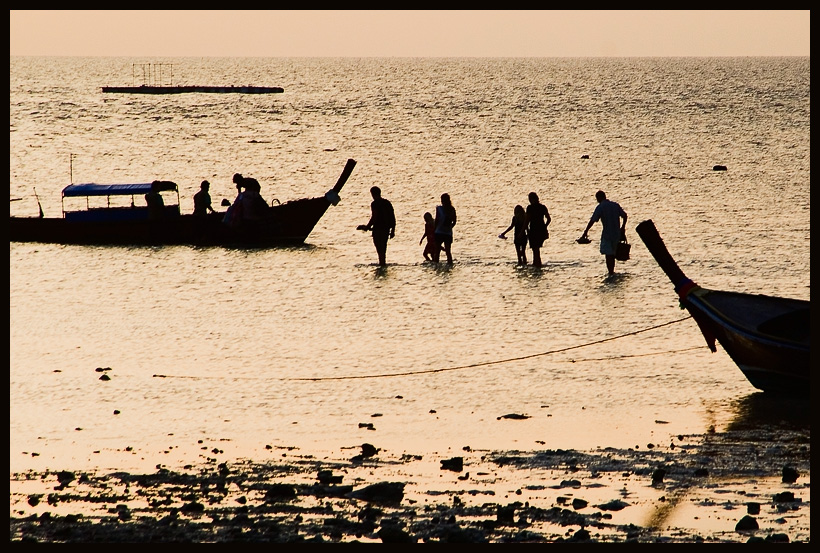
[223,173,246,227]
[144,180,166,243]
[499,204,528,265]
[193,180,215,217]
[361,186,396,266]
[526,191,551,267]
[145,180,165,221]
[579,190,628,276]
[419,211,440,261]
[433,193,457,264]
[241,178,269,222]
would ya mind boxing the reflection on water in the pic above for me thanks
[725,392,811,433]
[644,390,810,538]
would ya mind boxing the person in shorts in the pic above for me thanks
[579,190,628,275]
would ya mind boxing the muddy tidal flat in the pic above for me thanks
[10,425,809,543]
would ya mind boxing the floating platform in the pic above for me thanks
[101,85,284,94]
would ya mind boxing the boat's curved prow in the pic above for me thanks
[636,220,695,294]
[332,159,357,194]
[325,158,356,206]
[637,219,716,351]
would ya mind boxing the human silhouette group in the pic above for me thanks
[358,188,627,274]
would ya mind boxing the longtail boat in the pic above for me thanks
[10,159,356,247]
[636,219,809,396]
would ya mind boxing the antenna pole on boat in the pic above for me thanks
[70,153,75,184]
[33,187,44,218]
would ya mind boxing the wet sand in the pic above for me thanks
[10,418,809,543]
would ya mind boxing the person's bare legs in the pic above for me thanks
[605,254,615,275]
[443,242,453,264]
[532,247,542,267]
[374,235,387,266]
[517,244,527,265]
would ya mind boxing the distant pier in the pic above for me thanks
[102,85,284,95]
[102,63,284,94]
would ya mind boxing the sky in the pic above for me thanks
[10,10,810,58]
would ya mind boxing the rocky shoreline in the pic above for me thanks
[10,425,809,543]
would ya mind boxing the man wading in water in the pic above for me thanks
[359,186,396,266]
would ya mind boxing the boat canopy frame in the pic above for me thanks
[61,181,179,216]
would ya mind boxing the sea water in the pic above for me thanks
[10,57,809,474]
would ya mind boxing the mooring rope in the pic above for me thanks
[562,345,706,363]
[287,315,695,382]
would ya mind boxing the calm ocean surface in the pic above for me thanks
[10,57,809,474]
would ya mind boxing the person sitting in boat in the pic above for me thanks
[145,180,165,220]
[240,177,269,222]
[223,174,246,228]
[193,180,215,217]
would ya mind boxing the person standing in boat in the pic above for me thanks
[192,179,215,242]
[433,193,457,264]
[359,186,396,267]
[578,190,628,276]
[193,180,215,217]
[525,191,551,268]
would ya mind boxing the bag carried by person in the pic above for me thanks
[615,235,631,261]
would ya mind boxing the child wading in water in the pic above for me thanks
[498,204,528,265]
[419,211,440,261]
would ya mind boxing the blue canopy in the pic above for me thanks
[62,181,177,197]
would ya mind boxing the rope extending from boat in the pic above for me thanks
[288,315,696,381]
[562,345,705,363]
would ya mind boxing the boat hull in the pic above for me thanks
[636,219,809,396]
[685,291,809,396]
[10,196,333,247]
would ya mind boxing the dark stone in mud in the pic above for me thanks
[377,524,417,543]
[735,515,759,530]
[56,471,75,486]
[782,466,799,483]
[264,483,297,501]
[180,501,204,513]
[317,470,343,484]
[651,468,666,485]
[347,481,405,504]
[558,479,581,488]
[566,528,592,542]
[310,483,354,498]
[773,491,797,503]
[497,413,530,420]
[361,443,379,457]
[597,499,629,511]
[496,504,516,524]
[351,443,380,463]
[440,457,463,472]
